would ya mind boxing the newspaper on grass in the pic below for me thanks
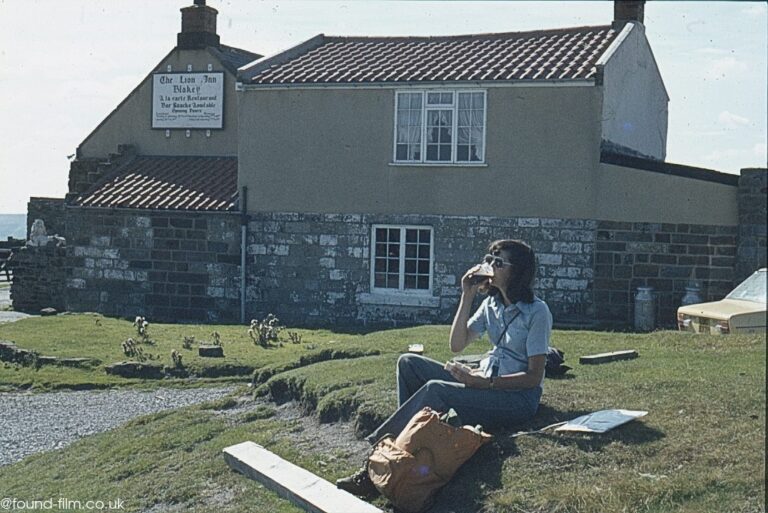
[513,409,648,437]
[554,409,648,433]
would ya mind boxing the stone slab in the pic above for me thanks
[199,345,224,357]
[579,350,638,365]
[222,441,383,513]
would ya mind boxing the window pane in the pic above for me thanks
[374,273,386,287]
[438,145,451,161]
[419,229,430,242]
[427,92,452,106]
[405,244,417,258]
[387,275,399,288]
[388,229,400,243]
[418,260,430,273]
[395,93,422,162]
[458,127,470,144]
[457,93,485,163]
[406,230,417,243]
[417,276,430,289]
[375,259,386,272]
[405,259,416,273]
[418,244,429,258]
[387,257,398,271]
[426,145,438,160]
[404,275,416,289]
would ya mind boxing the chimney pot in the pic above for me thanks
[178,1,220,50]
[614,0,645,25]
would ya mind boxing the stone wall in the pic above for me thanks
[66,145,136,199]
[27,197,66,240]
[14,201,759,330]
[245,212,595,327]
[736,168,767,282]
[593,221,737,328]
[64,208,241,322]
[8,241,68,313]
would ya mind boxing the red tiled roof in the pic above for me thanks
[74,156,238,211]
[241,26,618,85]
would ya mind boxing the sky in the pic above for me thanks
[0,0,766,214]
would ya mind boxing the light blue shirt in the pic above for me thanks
[467,295,552,386]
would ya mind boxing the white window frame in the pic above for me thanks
[370,224,434,295]
[393,89,487,165]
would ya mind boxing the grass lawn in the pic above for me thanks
[0,314,764,513]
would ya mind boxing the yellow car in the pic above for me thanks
[677,268,766,334]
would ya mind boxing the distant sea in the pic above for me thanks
[0,214,26,240]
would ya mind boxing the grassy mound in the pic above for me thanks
[0,315,764,512]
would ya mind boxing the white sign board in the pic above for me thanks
[152,72,224,129]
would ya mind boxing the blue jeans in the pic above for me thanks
[367,354,542,442]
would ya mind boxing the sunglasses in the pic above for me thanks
[484,254,514,268]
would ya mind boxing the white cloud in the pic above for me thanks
[718,111,751,129]
[703,148,744,162]
[704,57,749,80]
[742,4,767,16]
[695,47,730,56]
[754,143,768,160]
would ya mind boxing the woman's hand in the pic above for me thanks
[445,361,490,389]
[460,264,490,295]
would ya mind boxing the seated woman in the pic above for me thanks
[337,239,553,496]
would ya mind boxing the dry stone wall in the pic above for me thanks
[19,167,766,330]
[8,242,68,313]
[593,221,737,328]
[64,208,241,322]
[245,212,595,327]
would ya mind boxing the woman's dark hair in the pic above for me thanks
[487,239,536,303]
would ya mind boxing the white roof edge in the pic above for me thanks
[596,21,670,102]
[595,22,634,68]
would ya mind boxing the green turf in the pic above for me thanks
[0,315,764,512]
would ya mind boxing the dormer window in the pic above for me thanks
[394,90,486,165]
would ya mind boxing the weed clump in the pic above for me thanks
[248,314,284,347]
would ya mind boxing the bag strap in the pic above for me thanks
[493,310,521,347]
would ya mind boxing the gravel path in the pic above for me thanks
[0,387,236,466]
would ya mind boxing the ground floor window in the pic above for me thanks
[371,225,433,293]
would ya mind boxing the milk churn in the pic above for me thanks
[634,286,655,332]
[681,285,702,306]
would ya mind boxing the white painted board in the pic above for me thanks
[223,441,383,513]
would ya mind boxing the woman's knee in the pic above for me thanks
[397,353,426,371]
[422,379,459,395]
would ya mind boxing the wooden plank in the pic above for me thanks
[223,441,384,513]
[579,350,639,365]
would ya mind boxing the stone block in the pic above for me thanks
[556,279,588,290]
[552,242,582,254]
[319,235,338,246]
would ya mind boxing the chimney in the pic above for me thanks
[614,0,645,25]
[177,0,220,50]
